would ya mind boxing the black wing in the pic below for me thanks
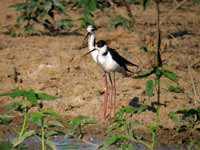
[108,48,138,68]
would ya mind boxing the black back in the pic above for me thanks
[108,48,138,72]
[96,40,138,72]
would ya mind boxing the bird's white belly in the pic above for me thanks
[97,53,125,73]
[90,50,99,63]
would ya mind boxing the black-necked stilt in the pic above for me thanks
[87,40,138,118]
[85,25,98,63]
[84,25,111,119]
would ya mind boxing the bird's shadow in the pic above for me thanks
[4,30,83,37]
[128,97,157,113]
[39,31,83,36]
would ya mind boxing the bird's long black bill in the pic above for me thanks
[82,49,96,57]
[83,32,89,41]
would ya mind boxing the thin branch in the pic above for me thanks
[81,138,101,147]
[155,0,162,67]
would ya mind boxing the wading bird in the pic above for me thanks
[86,40,138,118]
[84,25,113,119]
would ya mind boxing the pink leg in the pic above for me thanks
[109,73,113,117]
[103,73,109,119]
[113,73,116,115]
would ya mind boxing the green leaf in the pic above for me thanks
[143,0,150,10]
[10,2,29,11]
[16,15,26,24]
[80,14,94,27]
[0,141,13,150]
[193,0,200,4]
[135,68,155,78]
[0,115,13,125]
[0,89,27,99]
[36,92,57,101]
[52,0,65,12]
[109,14,133,30]
[26,89,37,105]
[42,108,59,116]
[161,68,178,82]
[46,139,57,150]
[70,116,86,128]
[168,112,180,124]
[29,112,43,126]
[115,105,148,119]
[107,120,126,132]
[179,108,200,120]
[120,143,133,150]
[105,134,127,147]
[47,120,64,127]
[24,26,34,34]
[0,89,37,105]
[69,116,96,129]
[178,125,187,133]
[146,80,154,97]
[168,86,184,93]
[6,102,21,112]
[78,0,97,12]
[147,124,158,134]
[58,19,73,30]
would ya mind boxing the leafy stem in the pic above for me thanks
[41,118,45,150]
[15,112,28,147]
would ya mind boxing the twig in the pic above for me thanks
[160,0,187,25]
[187,59,200,105]
[155,0,162,67]
[81,138,101,147]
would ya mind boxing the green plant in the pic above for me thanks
[29,108,64,150]
[0,141,27,150]
[134,0,180,149]
[0,89,59,150]
[108,14,134,31]
[73,0,97,27]
[69,116,96,139]
[73,0,107,27]
[169,107,200,150]
[11,0,72,34]
[102,105,151,150]
[0,114,13,125]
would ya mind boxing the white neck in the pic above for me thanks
[87,32,98,63]
[88,33,96,50]
[98,45,108,55]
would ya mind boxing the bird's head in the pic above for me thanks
[96,40,107,48]
[83,25,97,43]
[86,25,97,33]
[96,40,108,54]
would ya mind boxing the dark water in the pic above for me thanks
[1,135,196,150]
[22,136,189,150]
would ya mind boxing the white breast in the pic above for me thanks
[97,52,125,73]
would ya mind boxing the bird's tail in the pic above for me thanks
[127,61,139,67]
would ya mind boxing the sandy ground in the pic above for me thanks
[0,0,200,145]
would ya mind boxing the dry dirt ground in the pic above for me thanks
[0,0,200,145]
